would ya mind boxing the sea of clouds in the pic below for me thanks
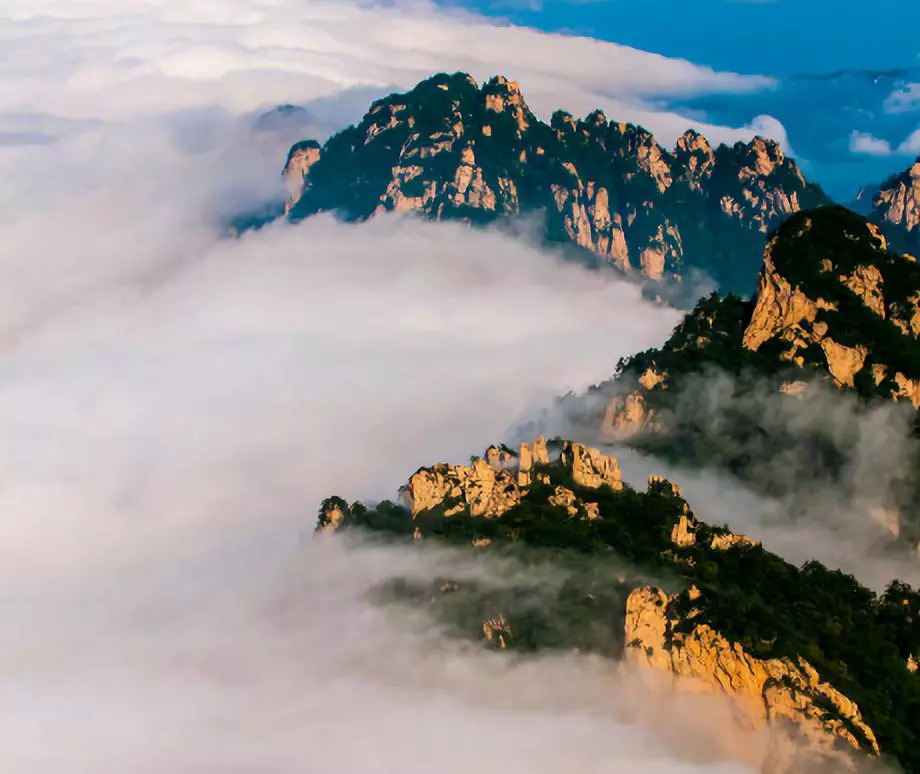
[0,2,801,772]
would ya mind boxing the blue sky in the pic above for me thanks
[441,0,920,199]
[443,0,918,76]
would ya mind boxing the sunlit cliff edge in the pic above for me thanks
[281,72,828,293]
[316,438,918,772]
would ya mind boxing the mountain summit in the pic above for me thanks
[868,158,920,254]
[571,205,920,551]
[282,73,828,292]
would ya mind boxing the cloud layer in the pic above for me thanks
[1,3,901,772]
[2,533,763,773]
[0,5,735,770]
[0,0,779,146]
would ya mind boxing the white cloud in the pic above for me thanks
[884,82,920,114]
[897,127,920,155]
[0,59,718,769]
[0,4,833,771]
[748,114,793,153]
[1,533,764,773]
[0,0,776,146]
[0,182,680,582]
[849,130,893,156]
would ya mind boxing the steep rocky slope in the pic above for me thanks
[282,72,828,293]
[863,158,920,255]
[599,206,920,414]
[318,438,919,772]
[588,206,920,440]
[563,204,920,549]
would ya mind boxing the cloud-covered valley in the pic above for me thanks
[0,3,761,771]
[3,3,915,772]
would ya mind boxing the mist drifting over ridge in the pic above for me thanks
[0,3,741,772]
[2,3,916,773]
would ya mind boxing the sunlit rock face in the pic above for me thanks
[625,586,879,772]
[573,206,920,556]
[282,140,322,213]
[592,207,920,453]
[401,437,620,519]
[870,159,920,249]
[281,72,827,292]
[318,437,916,771]
[742,209,920,405]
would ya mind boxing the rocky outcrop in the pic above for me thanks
[403,457,520,518]
[741,208,920,404]
[517,436,550,487]
[741,238,833,355]
[710,532,758,551]
[659,480,756,551]
[819,338,867,387]
[871,158,920,236]
[599,392,654,442]
[317,497,348,533]
[402,437,618,518]
[282,140,321,213]
[548,485,600,520]
[318,432,914,770]
[482,615,512,649]
[590,210,920,449]
[674,130,715,192]
[719,138,804,234]
[625,587,880,768]
[282,72,827,292]
[560,440,622,491]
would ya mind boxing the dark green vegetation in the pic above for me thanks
[313,202,920,768]
[772,208,920,385]
[618,206,920,395]
[285,72,828,294]
[572,207,920,535]
[319,453,920,769]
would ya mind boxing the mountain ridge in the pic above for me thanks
[281,72,829,293]
[317,437,919,772]
[866,157,920,255]
[554,206,920,562]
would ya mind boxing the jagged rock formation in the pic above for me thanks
[282,140,321,214]
[401,437,620,518]
[625,587,879,768]
[740,211,920,401]
[318,437,919,771]
[595,206,920,448]
[866,158,920,254]
[581,207,920,552]
[559,439,622,490]
[282,72,827,292]
[317,496,349,533]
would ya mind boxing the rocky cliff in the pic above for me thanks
[282,72,827,292]
[317,438,918,771]
[578,207,920,551]
[401,438,619,519]
[594,206,920,447]
[742,208,920,400]
[625,586,878,770]
[865,158,920,255]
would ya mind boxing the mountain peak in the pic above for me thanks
[740,206,920,397]
[281,73,827,292]
[865,157,920,251]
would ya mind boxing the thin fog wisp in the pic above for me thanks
[546,367,920,591]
